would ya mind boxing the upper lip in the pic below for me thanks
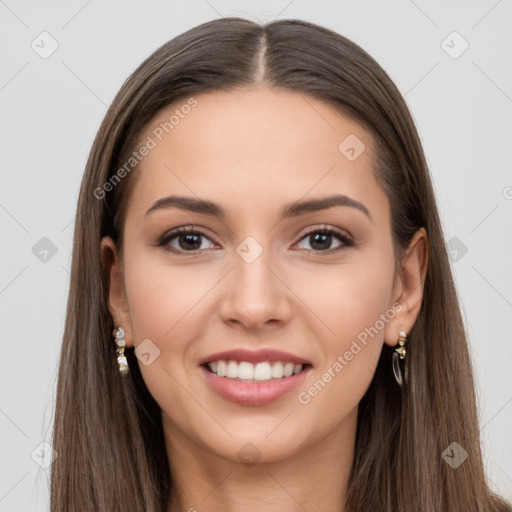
[199,348,312,366]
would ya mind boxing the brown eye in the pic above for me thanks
[158,227,217,253]
[295,228,353,253]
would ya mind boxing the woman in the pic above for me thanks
[50,17,511,512]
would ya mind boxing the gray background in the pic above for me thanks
[1,0,511,509]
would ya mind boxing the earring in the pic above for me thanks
[113,326,129,376]
[392,330,408,387]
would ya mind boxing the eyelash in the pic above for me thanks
[156,225,354,256]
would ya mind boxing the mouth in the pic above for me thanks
[199,357,312,405]
[202,360,312,383]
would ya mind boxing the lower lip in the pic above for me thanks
[200,365,311,405]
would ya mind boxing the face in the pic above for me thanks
[103,86,425,467]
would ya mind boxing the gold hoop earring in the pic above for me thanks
[114,326,129,377]
[392,330,408,388]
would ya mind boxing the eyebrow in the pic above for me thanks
[145,194,371,221]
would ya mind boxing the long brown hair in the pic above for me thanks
[51,17,511,512]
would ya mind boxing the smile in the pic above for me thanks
[200,361,311,405]
[206,360,304,381]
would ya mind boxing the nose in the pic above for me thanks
[219,245,293,332]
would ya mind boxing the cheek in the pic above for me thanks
[122,254,207,419]
[305,248,395,403]
[124,249,212,338]
[310,244,395,346]
[124,234,395,367]
[331,266,394,346]
[121,251,205,392]
[123,233,395,402]
[296,296,393,430]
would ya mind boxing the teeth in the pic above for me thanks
[238,362,254,380]
[254,362,272,380]
[283,362,294,377]
[206,360,305,381]
[226,361,238,378]
[271,361,284,378]
[216,360,227,377]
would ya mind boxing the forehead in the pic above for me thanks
[127,86,388,223]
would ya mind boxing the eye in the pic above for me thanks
[156,225,353,255]
[294,227,353,253]
[157,227,217,253]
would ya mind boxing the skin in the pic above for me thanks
[102,86,428,512]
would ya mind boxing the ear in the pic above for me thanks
[101,236,133,347]
[383,227,428,347]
